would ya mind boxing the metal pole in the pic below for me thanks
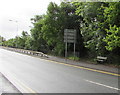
[65,29,68,64]
[16,21,18,48]
[74,42,76,60]
[9,20,18,48]
[74,30,76,60]
[65,42,67,63]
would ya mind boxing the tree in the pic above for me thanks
[74,2,108,57]
[103,2,120,51]
[0,36,6,46]
[24,35,32,50]
[103,25,120,51]
[30,15,48,52]
[42,2,85,56]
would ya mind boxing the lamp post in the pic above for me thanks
[9,19,18,48]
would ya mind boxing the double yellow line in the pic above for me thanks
[1,70,36,93]
[13,76,36,93]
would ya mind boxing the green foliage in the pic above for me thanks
[74,2,108,56]
[103,2,120,52]
[41,2,84,56]
[0,36,6,46]
[104,2,120,27]
[103,25,120,51]
[2,2,120,64]
[2,31,30,49]
[30,15,49,52]
[74,2,120,64]
[68,56,80,61]
[41,2,64,55]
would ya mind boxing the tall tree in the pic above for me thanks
[30,15,48,52]
[75,2,108,57]
[42,2,85,56]
[103,2,120,52]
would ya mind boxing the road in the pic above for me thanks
[0,73,20,93]
[0,48,119,93]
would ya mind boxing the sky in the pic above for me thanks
[0,0,60,40]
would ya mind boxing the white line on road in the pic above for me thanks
[85,79,120,91]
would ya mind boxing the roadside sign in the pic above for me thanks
[64,29,77,63]
[64,29,76,43]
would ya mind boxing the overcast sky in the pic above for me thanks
[0,0,60,40]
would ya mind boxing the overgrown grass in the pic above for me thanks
[68,56,80,61]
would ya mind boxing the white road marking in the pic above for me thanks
[85,80,120,91]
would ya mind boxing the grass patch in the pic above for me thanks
[68,56,80,61]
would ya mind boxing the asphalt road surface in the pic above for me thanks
[0,73,20,93]
[0,48,119,93]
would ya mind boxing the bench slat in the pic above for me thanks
[97,56,107,60]
[97,56,107,63]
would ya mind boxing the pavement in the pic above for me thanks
[36,54,119,74]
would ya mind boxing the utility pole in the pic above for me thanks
[9,19,18,48]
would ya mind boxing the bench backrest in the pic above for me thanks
[97,56,107,60]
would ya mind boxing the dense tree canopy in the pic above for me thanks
[2,2,120,65]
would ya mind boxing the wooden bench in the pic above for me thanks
[97,56,107,63]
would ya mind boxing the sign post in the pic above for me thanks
[64,29,76,63]
[74,42,76,60]
[65,41,67,62]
